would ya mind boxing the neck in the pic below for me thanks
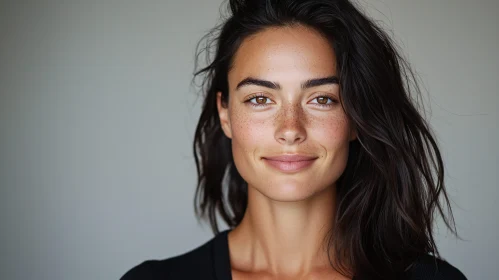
[228,184,338,278]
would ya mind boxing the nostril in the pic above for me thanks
[274,113,307,145]
[277,130,306,145]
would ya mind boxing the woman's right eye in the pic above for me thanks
[245,95,272,106]
[250,96,270,104]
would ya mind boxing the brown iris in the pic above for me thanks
[316,96,329,104]
[255,97,267,104]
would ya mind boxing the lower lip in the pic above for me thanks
[263,158,316,173]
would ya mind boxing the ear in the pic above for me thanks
[349,125,357,141]
[217,91,232,139]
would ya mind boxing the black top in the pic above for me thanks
[121,230,467,280]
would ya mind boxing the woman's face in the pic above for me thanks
[217,25,356,202]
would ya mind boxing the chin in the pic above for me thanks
[254,178,330,202]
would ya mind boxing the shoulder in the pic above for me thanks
[406,254,467,280]
[119,234,219,280]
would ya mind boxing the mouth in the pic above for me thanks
[261,154,318,173]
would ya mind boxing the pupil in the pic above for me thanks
[257,97,265,104]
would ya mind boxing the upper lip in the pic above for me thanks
[262,154,318,162]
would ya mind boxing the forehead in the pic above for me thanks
[228,25,337,87]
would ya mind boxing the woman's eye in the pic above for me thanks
[249,96,271,105]
[310,96,336,105]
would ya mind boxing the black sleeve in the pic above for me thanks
[410,258,467,280]
[120,260,159,280]
[433,261,467,280]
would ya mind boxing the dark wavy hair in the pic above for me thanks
[191,0,457,279]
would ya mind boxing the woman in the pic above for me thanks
[122,0,467,279]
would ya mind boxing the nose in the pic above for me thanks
[274,104,307,145]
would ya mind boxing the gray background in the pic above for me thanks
[0,0,497,279]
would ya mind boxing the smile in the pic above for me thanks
[261,154,318,173]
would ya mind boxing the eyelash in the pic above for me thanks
[243,93,338,108]
[244,93,271,107]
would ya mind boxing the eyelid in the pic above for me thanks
[243,93,275,107]
[307,93,339,105]
[244,92,269,99]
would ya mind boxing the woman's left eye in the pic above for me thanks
[310,96,337,105]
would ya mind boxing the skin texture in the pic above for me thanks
[217,24,356,279]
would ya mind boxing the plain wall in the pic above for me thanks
[0,0,497,279]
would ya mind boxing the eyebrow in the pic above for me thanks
[235,76,339,91]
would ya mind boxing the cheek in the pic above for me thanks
[229,109,273,154]
[309,114,352,186]
[228,109,274,183]
[309,114,351,149]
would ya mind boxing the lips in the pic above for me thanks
[262,154,318,173]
